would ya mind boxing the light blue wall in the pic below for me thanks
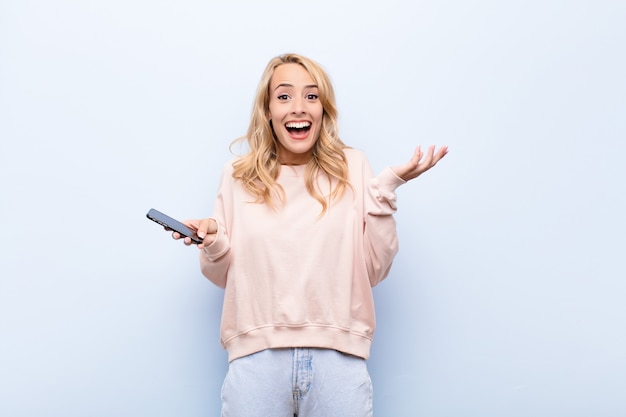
[1,1,624,416]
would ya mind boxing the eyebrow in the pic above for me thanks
[273,83,319,91]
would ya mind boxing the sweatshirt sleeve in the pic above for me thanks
[199,166,232,289]
[362,162,406,287]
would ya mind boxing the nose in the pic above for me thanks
[290,96,306,115]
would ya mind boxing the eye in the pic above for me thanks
[277,94,290,100]
[306,94,319,100]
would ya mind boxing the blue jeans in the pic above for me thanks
[221,348,374,417]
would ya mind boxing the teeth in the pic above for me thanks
[286,121,311,129]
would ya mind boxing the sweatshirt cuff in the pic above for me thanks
[370,167,406,210]
[202,221,230,261]
[379,166,407,190]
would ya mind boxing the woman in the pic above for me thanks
[174,53,447,417]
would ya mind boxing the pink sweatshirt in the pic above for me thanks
[200,148,405,362]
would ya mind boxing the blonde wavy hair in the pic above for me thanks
[231,53,350,214]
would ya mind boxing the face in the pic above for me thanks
[268,63,323,165]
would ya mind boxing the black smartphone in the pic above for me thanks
[146,208,203,244]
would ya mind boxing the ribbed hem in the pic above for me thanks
[223,325,373,362]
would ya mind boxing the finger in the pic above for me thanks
[198,234,217,250]
[196,219,209,239]
[432,145,449,164]
[419,146,436,168]
[415,145,423,160]
[426,145,447,165]
[197,218,217,239]
[180,219,203,241]
[172,231,182,240]
[410,146,423,167]
[182,219,200,231]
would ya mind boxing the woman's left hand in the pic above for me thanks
[391,145,448,182]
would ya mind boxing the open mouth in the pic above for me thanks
[285,121,312,137]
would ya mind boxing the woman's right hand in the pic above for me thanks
[172,218,218,249]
